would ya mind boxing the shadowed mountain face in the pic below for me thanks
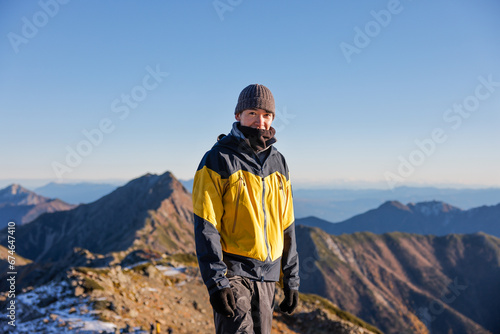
[296,226,500,334]
[0,172,194,263]
[0,184,76,228]
[297,200,500,238]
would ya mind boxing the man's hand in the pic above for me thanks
[280,287,299,314]
[210,287,236,317]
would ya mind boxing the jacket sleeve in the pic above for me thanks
[282,222,300,290]
[281,163,300,290]
[192,154,230,295]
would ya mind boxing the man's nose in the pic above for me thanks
[255,116,265,125]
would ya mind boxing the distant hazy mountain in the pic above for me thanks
[0,184,75,228]
[293,186,500,221]
[297,226,500,334]
[1,172,194,264]
[297,200,500,238]
[34,182,119,204]
[180,179,193,193]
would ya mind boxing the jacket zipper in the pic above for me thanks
[262,178,271,263]
[232,176,244,233]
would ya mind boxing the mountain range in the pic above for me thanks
[292,186,500,222]
[1,171,499,334]
[297,200,500,238]
[0,184,75,229]
[4,172,194,264]
[0,172,382,334]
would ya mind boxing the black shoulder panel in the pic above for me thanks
[197,134,288,179]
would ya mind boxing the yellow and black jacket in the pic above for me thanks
[193,123,300,295]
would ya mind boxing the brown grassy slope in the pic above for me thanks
[297,226,500,334]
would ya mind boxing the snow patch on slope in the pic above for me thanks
[2,280,117,334]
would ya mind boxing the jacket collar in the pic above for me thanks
[230,121,246,140]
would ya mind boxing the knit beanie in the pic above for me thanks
[234,84,275,115]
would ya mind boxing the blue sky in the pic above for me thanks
[1,0,499,189]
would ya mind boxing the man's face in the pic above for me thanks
[235,108,274,130]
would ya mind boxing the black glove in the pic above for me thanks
[210,287,236,317]
[280,287,299,314]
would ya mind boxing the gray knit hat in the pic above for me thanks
[234,84,275,115]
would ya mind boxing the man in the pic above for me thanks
[192,84,300,333]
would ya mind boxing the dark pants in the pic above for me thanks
[214,276,275,334]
